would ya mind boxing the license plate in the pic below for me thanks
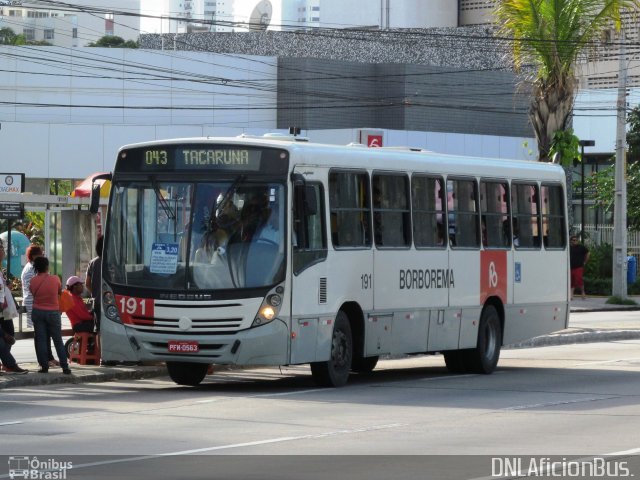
[168,340,200,353]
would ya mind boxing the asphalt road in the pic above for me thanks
[1,339,639,479]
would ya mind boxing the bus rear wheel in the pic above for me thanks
[466,305,502,374]
[166,361,209,386]
[310,311,352,387]
[351,355,378,373]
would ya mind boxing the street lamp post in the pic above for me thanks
[579,140,595,243]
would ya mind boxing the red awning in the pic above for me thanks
[72,173,111,198]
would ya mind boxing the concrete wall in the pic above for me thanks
[277,59,531,137]
[0,46,278,180]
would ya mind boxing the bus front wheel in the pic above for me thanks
[166,361,208,386]
[466,305,502,374]
[310,311,353,387]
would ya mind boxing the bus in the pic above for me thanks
[91,134,569,387]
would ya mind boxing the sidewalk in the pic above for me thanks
[2,297,639,389]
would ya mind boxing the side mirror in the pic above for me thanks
[89,183,101,214]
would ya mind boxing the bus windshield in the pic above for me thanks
[104,179,286,291]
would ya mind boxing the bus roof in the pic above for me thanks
[118,135,565,183]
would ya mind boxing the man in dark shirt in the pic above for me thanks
[570,235,590,300]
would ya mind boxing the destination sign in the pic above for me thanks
[142,148,261,171]
[116,145,289,175]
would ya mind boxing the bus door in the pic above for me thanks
[289,168,332,364]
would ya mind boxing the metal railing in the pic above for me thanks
[575,224,640,258]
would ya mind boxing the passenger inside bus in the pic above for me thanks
[232,192,271,243]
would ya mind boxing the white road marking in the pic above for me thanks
[574,357,640,366]
[502,396,616,410]
[0,421,23,426]
[195,388,326,403]
[0,423,406,478]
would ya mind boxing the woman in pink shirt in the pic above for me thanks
[30,257,71,374]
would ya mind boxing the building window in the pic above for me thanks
[72,28,78,38]
[312,6,320,10]
[23,28,35,41]
[44,29,54,40]
[9,9,22,17]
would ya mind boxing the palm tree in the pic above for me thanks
[494,0,640,162]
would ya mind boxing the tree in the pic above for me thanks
[583,161,640,229]
[0,27,26,45]
[583,104,640,230]
[494,0,640,163]
[87,36,138,48]
[0,27,51,46]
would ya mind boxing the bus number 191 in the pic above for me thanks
[361,273,372,290]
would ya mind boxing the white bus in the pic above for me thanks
[92,134,569,387]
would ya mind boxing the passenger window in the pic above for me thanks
[329,171,371,248]
[541,184,566,248]
[480,180,510,249]
[447,178,479,248]
[293,183,327,274]
[372,173,411,248]
[512,183,541,249]
[412,175,446,248]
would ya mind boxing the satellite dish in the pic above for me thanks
[249,0,272,31]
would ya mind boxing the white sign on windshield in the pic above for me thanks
[150,243,179,274]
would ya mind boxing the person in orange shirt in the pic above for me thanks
[30,257,71,374]
[64,276,95,333]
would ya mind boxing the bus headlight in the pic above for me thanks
[252,285,284,327]
[102,285,122,323]
[259,306,276,321]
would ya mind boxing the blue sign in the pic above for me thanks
[515,262,522,283]
[149,243,179,275]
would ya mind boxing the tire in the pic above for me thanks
[310,311,353,387]
[466,305,502,374]
[166,362,209,386]
[443,350,468,373]
[351,355,378,373]
[65,338,74,357]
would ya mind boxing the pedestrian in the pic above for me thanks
[0,239,18,353]
[21,244,58,367]
[570,235,590,300]
[30,257,71,374]
[0,333,28,375]
[85,236,103,332]
[0,239,27,374]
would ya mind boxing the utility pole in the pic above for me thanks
[613,30,628,298]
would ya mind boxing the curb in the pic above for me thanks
[507,329,640,349]
[0,365,167,390]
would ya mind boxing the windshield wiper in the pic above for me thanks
[151,179,176,221]
[214,174,245,218]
